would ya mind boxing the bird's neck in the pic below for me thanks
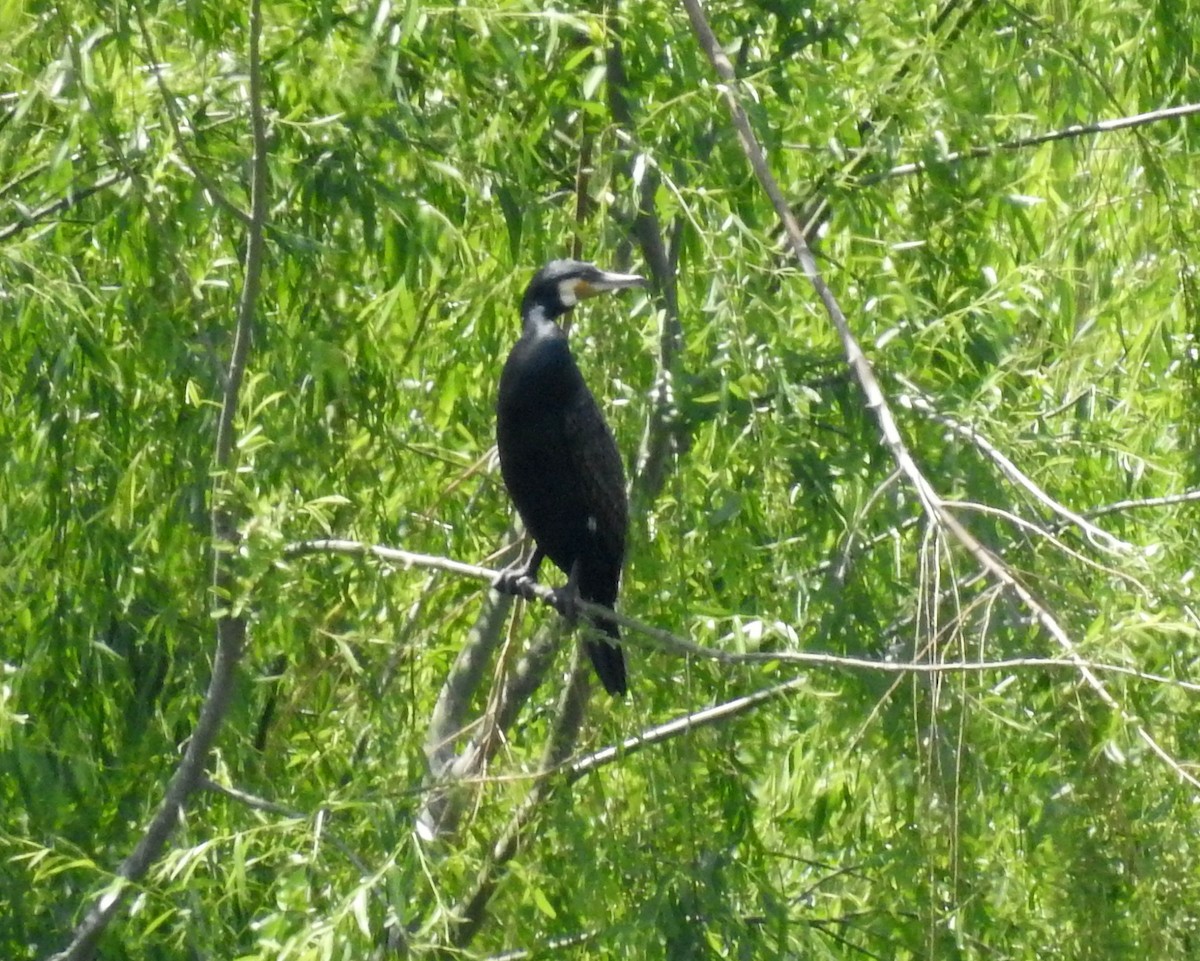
[521,303,567,334]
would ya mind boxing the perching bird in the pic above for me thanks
[495,259,646,697]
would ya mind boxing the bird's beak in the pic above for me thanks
[575,269,648,299]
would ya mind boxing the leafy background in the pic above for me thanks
[2,0,1199,958]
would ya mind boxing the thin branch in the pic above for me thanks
[942,500,1148,593]
[678,0,1200,793]
[286,539,1200,695]
[566,675,808,781]
[199,778,374,879]
[480,929,600,961]
[417,620,565,842]
[422,575,517,780]
[1085,489,1200,518]
[0,170,132,243]
[132,0,253,226]
[48,2,270,956]
[861,102,1200,186]
[415,534,525,842]
[442,648,591,952]
[833,468,902,582]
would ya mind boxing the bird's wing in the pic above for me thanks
[563,386,628,566]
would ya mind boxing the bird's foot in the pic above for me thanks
[493,563,538,601]
[493,547,546,601]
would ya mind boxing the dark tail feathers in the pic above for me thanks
[585,611,627,697]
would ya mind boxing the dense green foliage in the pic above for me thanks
[3,0,1200,958]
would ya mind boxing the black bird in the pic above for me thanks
[495,259,646,697]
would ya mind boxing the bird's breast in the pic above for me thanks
[497,331,583,414]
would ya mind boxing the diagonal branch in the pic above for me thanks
[861,102,1200,185]
[199,778,375,880]
[48,2,271,956]
[132,0,253,226]
[0,170,133,243]
[566,675,809,782]
[441,647,592,953]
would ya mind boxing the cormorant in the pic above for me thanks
[495,259,646,697]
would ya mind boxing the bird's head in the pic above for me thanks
[521,259,646,324]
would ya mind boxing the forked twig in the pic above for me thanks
[895,377,1130,553]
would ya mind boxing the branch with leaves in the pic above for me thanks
[679,0,1200,792]
[48,2,271,956]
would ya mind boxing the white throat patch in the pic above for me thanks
[557,279,579,308]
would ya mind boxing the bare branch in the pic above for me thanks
[423,578,517,780]
[416,514,526,843]
[480,928,600,961]
[1085,489,1200,518]
[895,378,1130,553]
[566,676,808,782]
[942,500,1149,593]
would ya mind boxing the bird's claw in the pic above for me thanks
[494,566,537,601]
